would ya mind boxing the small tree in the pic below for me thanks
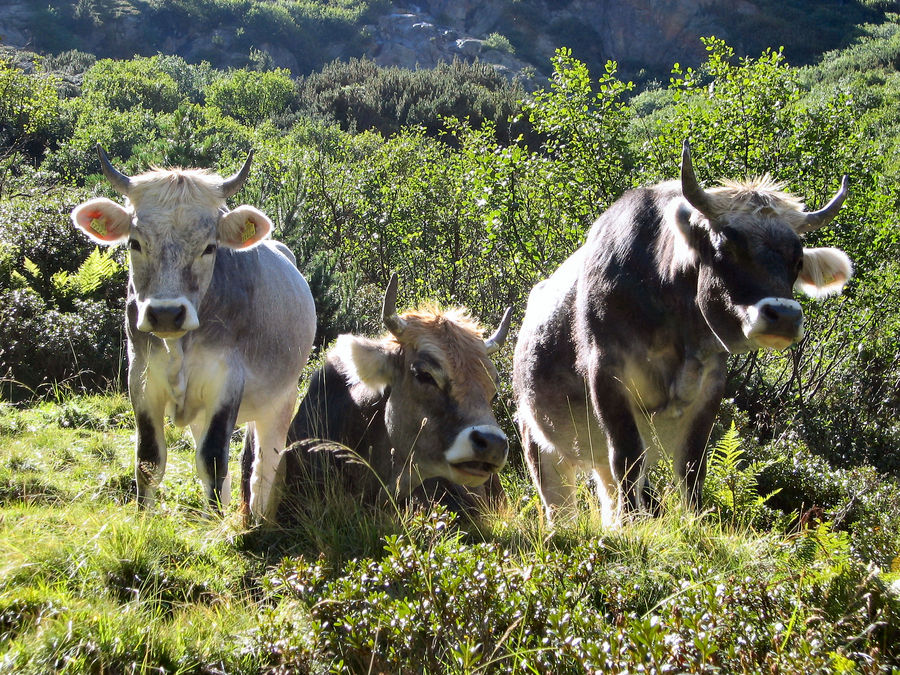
[522,48,635,211]
[206,68,297,125]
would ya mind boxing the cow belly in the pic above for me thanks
[519,391,610,472]
[623,352,724,465]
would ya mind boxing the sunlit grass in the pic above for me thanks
[0,394,897,672]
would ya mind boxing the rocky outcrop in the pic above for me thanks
[366,7,537,78]
[0,0,875,84]
[366,0,757,81]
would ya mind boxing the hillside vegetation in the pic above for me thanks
[0,0,896,82]
[0,9,899,672]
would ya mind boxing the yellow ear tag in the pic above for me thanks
[91,217,108,237]
[241,219,256,243]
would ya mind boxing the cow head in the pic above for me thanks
[71,146,270,339]
[671,141,853,353]
[335,274,512,494]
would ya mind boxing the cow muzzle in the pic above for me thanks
[743,297,804,351]
[137,297,200,338]
[444,425,508,486]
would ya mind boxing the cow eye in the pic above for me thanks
[202,243,217,255]
[412,365,437,387]
[128,238,142,253]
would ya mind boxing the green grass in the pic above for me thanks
[0,394,897,673]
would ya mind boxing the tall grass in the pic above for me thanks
[0,394,897,672]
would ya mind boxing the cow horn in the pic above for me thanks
[221,150,254,199]
[382,272,408,337]
[484,306,513,355]
[680,140,716,218]
[96,144,131,196]
[796,175,849,234]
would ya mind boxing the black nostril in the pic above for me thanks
[762,304,780,322]
[471,429,488,451]
[469,428,508,456]
[173,306,186,328]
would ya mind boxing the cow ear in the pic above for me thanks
[795,247,853,298]
[333,334,399,392]
[71,198,131,244]
[218,205,272,249]
[666,199,703,269]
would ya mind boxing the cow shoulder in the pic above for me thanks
[294,345,390,433]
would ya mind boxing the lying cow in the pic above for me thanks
[71,146,316,520]
[513,141,852,526]
[264,274,511,515]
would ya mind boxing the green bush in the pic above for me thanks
[0,54,62,169]
[206,67,297,125]
[256,509,899,672]
[0,288,123,395]
[0,192,126,396]
[81,57,183,114]
[296,58,531,145]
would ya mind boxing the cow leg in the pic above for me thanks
[676,371,725,510]
[240,422,255,514]
[522,424,577,526]
[192,395,241,511]
[590,464,622,528]
[134,408,167,508]
[248,389,297,522]
[129,356,168,508]
[588,368,646,514]
[676,406,720,511]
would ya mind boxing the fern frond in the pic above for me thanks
[72,247,122,295]
[22,257,41,280]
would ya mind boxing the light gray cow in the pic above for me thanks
[71,146,316,520]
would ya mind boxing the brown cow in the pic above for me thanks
[261,274,512,515]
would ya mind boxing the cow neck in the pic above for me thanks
[162,337,187,419]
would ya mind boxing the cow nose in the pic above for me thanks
[469,427,508,464]
[146,304,187,332]
[759,299,803,334]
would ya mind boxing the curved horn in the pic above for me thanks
[221,150,254,200]
[484,306,513,355]
[796,175,849,234]
[382,272,408,338]
[96,144,131,196]
[680,140,716,218]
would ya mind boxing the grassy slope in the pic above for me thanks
[0,395,897,673]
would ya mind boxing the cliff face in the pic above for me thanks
[364,0,746,80]
[0,0,879,82]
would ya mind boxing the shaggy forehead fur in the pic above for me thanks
[387,304,497,398]
[706,175,809,230]
[126,168,227,211]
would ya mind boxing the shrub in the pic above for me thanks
[206,68,297,126]
[483,32,515,55]
[256,509,900,672]
[0,191,126,397]
[296,58,531,144]
[80,57,182,114]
